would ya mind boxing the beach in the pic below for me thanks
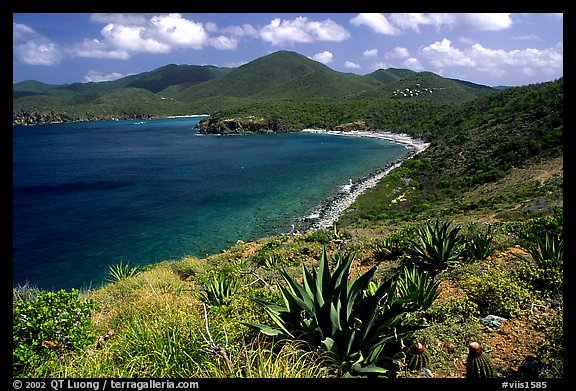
[298,129,431,230]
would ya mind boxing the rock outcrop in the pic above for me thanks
[195,116,284,135]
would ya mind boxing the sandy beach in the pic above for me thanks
[298,129,431,230]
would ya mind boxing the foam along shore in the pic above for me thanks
[166,114,210,118]
[297,129,431,230]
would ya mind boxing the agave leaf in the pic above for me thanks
[240,322,286,337]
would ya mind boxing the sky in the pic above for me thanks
[12,13,563,87]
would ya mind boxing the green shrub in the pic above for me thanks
[13,289,97,377]
[516,207,563,245]
[426,295,480,323]
[243,248,439,377]
[536,309,563,378]
[460,266,535,318]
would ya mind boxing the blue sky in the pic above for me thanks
[13,13,563,87]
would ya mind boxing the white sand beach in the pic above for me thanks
[298,129,431,230]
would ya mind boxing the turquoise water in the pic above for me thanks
[13,116,407,290]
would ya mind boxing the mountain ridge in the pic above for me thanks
[13,50,499,125]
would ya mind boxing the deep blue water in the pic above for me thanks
[13,116,407,291]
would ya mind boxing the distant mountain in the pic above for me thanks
[13,50,498,124]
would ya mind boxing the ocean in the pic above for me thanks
[12,116,408,291]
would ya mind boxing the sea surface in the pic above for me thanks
[13,116,408,291]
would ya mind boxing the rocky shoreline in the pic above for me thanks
[295,129,431,231]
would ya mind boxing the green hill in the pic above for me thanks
[13,50,498,125]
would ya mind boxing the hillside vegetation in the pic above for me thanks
[12,53,563,381]
[13,50,495,125]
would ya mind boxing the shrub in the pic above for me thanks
[426,295,480,323]
[243,248,439,377]
[13,289,97,376]
[459,266,535,318]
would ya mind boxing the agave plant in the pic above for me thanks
[107,261,140,282]
[465,231,495,261]
[407,219,465,277]
[243,248,439,377]
[525,232,563,268]
[201,270,241,306]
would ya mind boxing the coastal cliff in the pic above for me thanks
[194,116,285,134]
[194,116,375,135]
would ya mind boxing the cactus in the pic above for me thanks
[407,342,431,371]
[466,341,496,378]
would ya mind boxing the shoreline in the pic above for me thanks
[296,129,430,231]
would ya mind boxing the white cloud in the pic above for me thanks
[403,57,424,70]
[350,13,400,35]
[72,39,130,59]
[421,39,475,68]
[69,13,242,59]
[90,13,148,25]
[344,61,361,69]
[385,47,410,59]
[220,23,259,37]
[260,17,350,45]
[100,23,171,53]
[209,35,238,50]
[150,13,209,49]
[467,43,563,70]
[83,71,125,82]
[13,23,63,65]
[312,51,333,64]
[388,13,513,32]
[420,39,563,81]
[363,48,378,57]
[370,61,392,71]
[457,13,513,31]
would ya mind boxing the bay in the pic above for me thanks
[12,116,408,291]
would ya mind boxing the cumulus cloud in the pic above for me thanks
[100,23,171,53]
[388,13,513,32]
[150,13,209,49]
[83,71,125,82]
[72,39,130,59]
[68,13,238,60]
[350,13,400,35]
[370,61,392,71]
[260,16,350,45]
[209,35,239,50]
[421,39,475,68]
[363,48,378,57]
[420,38,563,80]
[13,23,63,65]
[344,61,361,69]
[312,51,334,64]
[385,47,410,59]
[403,57,424,70]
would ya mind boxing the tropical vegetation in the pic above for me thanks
[12,51,563,380]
